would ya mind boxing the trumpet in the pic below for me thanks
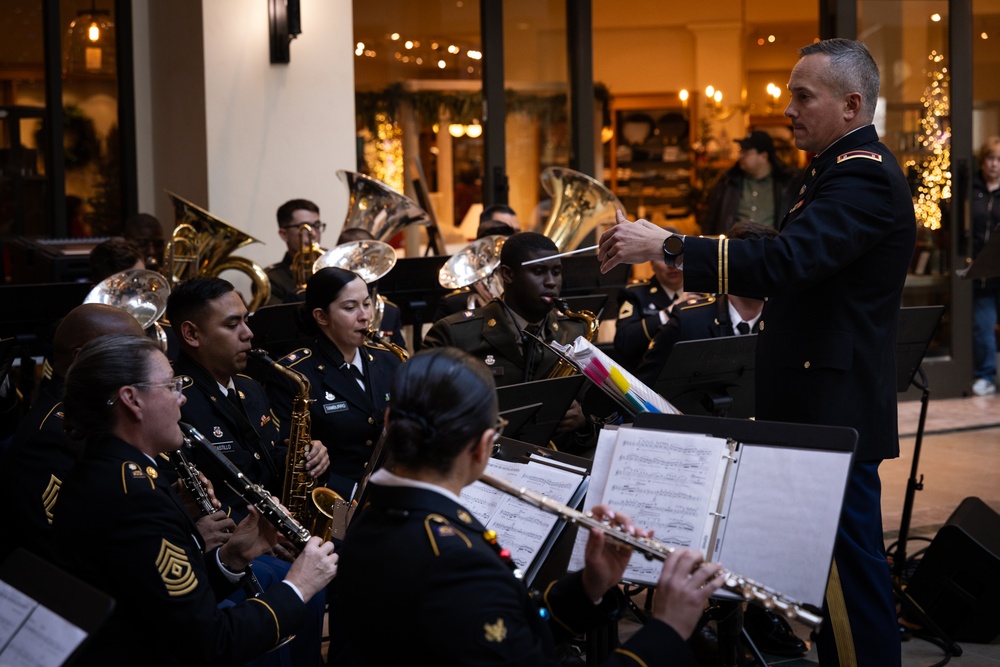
[479,472,823,628]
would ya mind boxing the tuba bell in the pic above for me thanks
[84,269,172,352]
[540,166,625,252]
[337,170,431,241]
[164,191,272,311]
[438,234,506,306]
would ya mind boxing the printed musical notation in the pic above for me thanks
[460,460,584,572]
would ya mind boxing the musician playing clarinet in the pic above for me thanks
[51,334,337,667]
[338,347,723,666]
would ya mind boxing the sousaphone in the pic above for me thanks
[438,234,506,305]
[337,170,431,241]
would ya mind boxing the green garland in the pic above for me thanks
[34,104,100,171]
[356,82,611,134]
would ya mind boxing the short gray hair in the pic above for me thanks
[800,38,880,122]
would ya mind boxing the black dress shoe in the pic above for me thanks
[743,605,808,657]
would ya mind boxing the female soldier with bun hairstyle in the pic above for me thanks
[337,347,722,666]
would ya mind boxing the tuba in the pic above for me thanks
[312,239,401,341]
[84,269,171,352]
[337,170,431,242]
[289,223,325,291]
[164,191,272,311]
[438,234,506,307]
[540,166,625,252]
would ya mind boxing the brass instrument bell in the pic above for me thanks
[438,234,506,302]
[540,167,625,252]
[84,269,171,351]
[312,240,398,285]
[337,170,431,242]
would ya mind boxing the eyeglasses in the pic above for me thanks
[134,376,185,398]
[281,222,327,233]
[492,416,509,454]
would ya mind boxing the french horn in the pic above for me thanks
[312,240,398,333]
[84,269,171,352]
[337,170,431,242]
[540,166,625,252]
[438,234,506,305]
[164,191,272,311]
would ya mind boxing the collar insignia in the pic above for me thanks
[799,184,807,195]
[237,390,245,400]
[484,618,507,643]
[811,168,817,176]
[146,466,158,479]
[213,426,223,438]
[650,286,659,294]
[487,318,497,327]
[457,509,473,524]
[325,391,335,401]
[484,355,495,366]
[552,322,559,331]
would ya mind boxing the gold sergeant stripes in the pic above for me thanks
[156,539,198,597]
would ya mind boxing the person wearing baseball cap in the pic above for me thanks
[700,130,800,235]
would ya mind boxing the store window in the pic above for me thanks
[859,1,952,357]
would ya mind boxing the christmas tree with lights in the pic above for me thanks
[913,50,951,232]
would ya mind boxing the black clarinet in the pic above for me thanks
[178,421,311,549]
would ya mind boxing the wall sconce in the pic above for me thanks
[269,0,302,64]
[64,1,115,76]
[766,83,782,113]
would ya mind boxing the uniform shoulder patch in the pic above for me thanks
[156,538,198,596]
[483,617,508,643]
[278,348,312,367]
[618,301,634,319]
[836,150,882,164]
[678,295,717,310]
[120,461,155,493]
[424,513,472,556]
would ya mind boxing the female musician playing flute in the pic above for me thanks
[337,347,723,666]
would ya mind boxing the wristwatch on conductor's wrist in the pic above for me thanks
[662,234,685,267]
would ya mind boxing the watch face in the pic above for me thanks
[663,235,684,256]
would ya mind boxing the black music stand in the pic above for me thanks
[888,306,961,657]
[248,303,310,359]
[496,375,586,447]
[499,402,545,441]
[0,548,115,665]
[560,256,631,321]
[652,335,757,418]
[376,255,450,349]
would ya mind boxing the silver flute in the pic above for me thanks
[480,472,823,628]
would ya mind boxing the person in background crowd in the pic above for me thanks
[89,237,145,283]
[123,213,166,272]
[970,136,1000,396]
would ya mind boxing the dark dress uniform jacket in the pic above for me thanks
[613,279,679,371]
[52,436,306,666]
[268,336,402,499]
[338,482,693,667]
[175,354,286,519]
[683,124,916,461]
[0,378,80,562]
[422,299,591,387]
[635,296,755,387]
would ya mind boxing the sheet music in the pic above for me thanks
[0,581,87,667]
[600,427,731,586]
[567,426,619,573]
[461,459,524,526]
[714,444,851,606]
[462,460,584,572]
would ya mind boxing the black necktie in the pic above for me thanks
[736,321,751,335]
[344,363,366,390]
[226,387,244,414]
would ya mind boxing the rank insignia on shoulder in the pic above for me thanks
[424,514,472,555]
[325,391,335,401]
[260,414,271,428]
[617,302,634,319]
[279,348,312,365]
[156,538,198,597]
[484,618,508,643]
[121,461,154,493]
[837,150,882,164]
[126,462,145,478]
[42,474,61,524]
[213,426,223,438]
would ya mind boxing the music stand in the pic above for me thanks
[0,548,115,665]
[248,303,310,359]
[652,335,757,418]
[496,375,585,447]
[377,255,450,349]
[499,402,545,442]
[889,306,960,656]
[560,255,631,321]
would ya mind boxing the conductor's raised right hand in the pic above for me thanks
[284,537,338,602]
[652,548,724,640]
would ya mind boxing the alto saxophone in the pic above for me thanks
[479,472,823,628]
[364,328,409,362]
[248,349,353,541]
[547,297,599,378]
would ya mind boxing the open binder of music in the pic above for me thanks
[460,438,591,586]
[568,414,857,611]
[0,548,114,667]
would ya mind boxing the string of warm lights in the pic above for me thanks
[913,50,951,231]
[372,112,405,194]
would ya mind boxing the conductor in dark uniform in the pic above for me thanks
[423,232,592,386]
[599,39,915,667]
[52,334,338,667]
[338,348,723,666]
[267,267,403,500]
